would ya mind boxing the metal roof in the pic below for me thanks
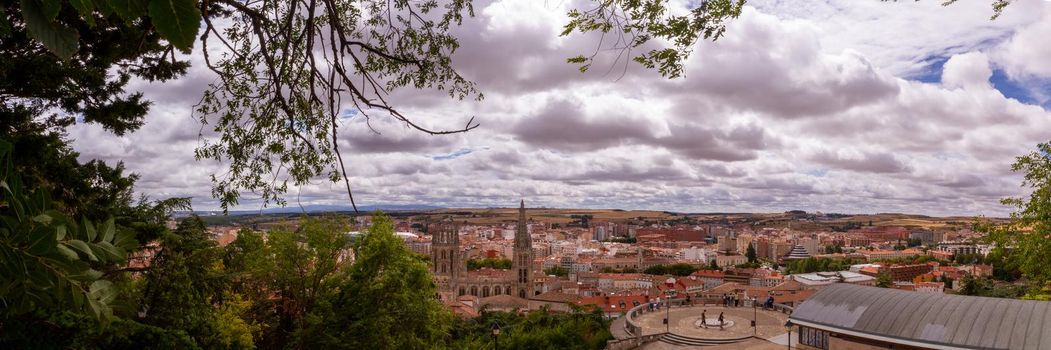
[788,283,1051,350]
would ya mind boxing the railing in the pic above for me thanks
[625,299,795,335]
[771,303,794,314]
[624,297,688,336]
[605,332,665,350]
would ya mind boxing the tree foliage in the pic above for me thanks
[193,0,481,212]
[138,216,226,346]
[981,141,1051,291]
[468,257,512,270]
[745,244,757,263]
[561,0,745,78]
[305,213,451,349]
[875,272,892,288]
[0,140,136,322]
[644,263,703,276]
[544,266,570,277]
[783,257,862,275]
[450,307,612,350]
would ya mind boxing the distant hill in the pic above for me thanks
[180,203,444,217]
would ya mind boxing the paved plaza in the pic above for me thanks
[631,305,790,340]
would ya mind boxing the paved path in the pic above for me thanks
[610,316,632,340]
[638,337,786,350]
[632,306,789,340]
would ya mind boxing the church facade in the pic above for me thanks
[431,200,534,300]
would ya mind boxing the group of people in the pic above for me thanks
[721,293,743,307]
[700,310,726,330]
[720,293,777,309]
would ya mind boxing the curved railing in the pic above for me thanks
[623,299,795,339]
[624,297,690,336]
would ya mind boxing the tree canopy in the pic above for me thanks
[981,141,1051,294]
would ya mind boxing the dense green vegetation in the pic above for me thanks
[957,276,1028,299]
[467,257,513,270]
[450,307,613,349]
[980,141,1051,299]
[544,266,570,277]
[644,263,716,276]
[2,201,618,349]
[783,257,865,275]
[600,267,639,273]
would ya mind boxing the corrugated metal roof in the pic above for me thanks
[788,283,1051,350]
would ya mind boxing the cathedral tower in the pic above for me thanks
[430,223,461,294]
[513,200,534,298]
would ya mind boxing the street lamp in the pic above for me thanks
[784,322,792,350]
[752,297,757,335]
[665,297,671,333]
[491,322,501,350]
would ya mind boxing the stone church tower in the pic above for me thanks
[513,200,534,298]
[430,223,462,294]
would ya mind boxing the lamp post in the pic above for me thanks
[784,322,792,350]
[752,297,757,335]
[665,297,670,333]
[491,322,501,350]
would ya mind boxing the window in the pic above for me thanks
[799,326,829,349]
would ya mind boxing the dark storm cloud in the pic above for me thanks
[811,150,912,174]
[510,98,653,151]
[657,123,770,161]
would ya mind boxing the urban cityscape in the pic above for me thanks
[3,0,1051,349]
[194,201,1046,349]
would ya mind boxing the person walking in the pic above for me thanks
[701,310,708,328]
[718,312,725,330]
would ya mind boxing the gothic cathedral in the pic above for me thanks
[432,200,534,300]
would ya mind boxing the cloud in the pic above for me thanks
[992,7,1051,80]
[63,0,1051,216]
[510,98,654,152]
[942,52,993,90]
[811,150,912,174]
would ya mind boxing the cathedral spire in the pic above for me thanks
[512,199,533,297]
[515,199,528,248]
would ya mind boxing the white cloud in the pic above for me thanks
[942,52,993,90]
[66,0,1051,216]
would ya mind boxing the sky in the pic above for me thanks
[69,0,1051,216]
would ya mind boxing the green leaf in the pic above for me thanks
[100,217,115,243]
[83,218,97,241]
[26,227,57,255]
[70,0,97,26]
[65,239,97,261]
[89,241,122,262]
[113,230,137,250]
[31,213,53,225]
[0,12,12,37]
[110,0,149,21]
[69,269,104,282]
[57,244,79,260]
[88,280,116,320]
[40,0,61,20]
[148,0,201,52]
[21,0,80,59]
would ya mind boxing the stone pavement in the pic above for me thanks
[631,306,789,340]
[638,337,786,350]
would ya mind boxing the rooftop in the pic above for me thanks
[789,283,1051,350]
